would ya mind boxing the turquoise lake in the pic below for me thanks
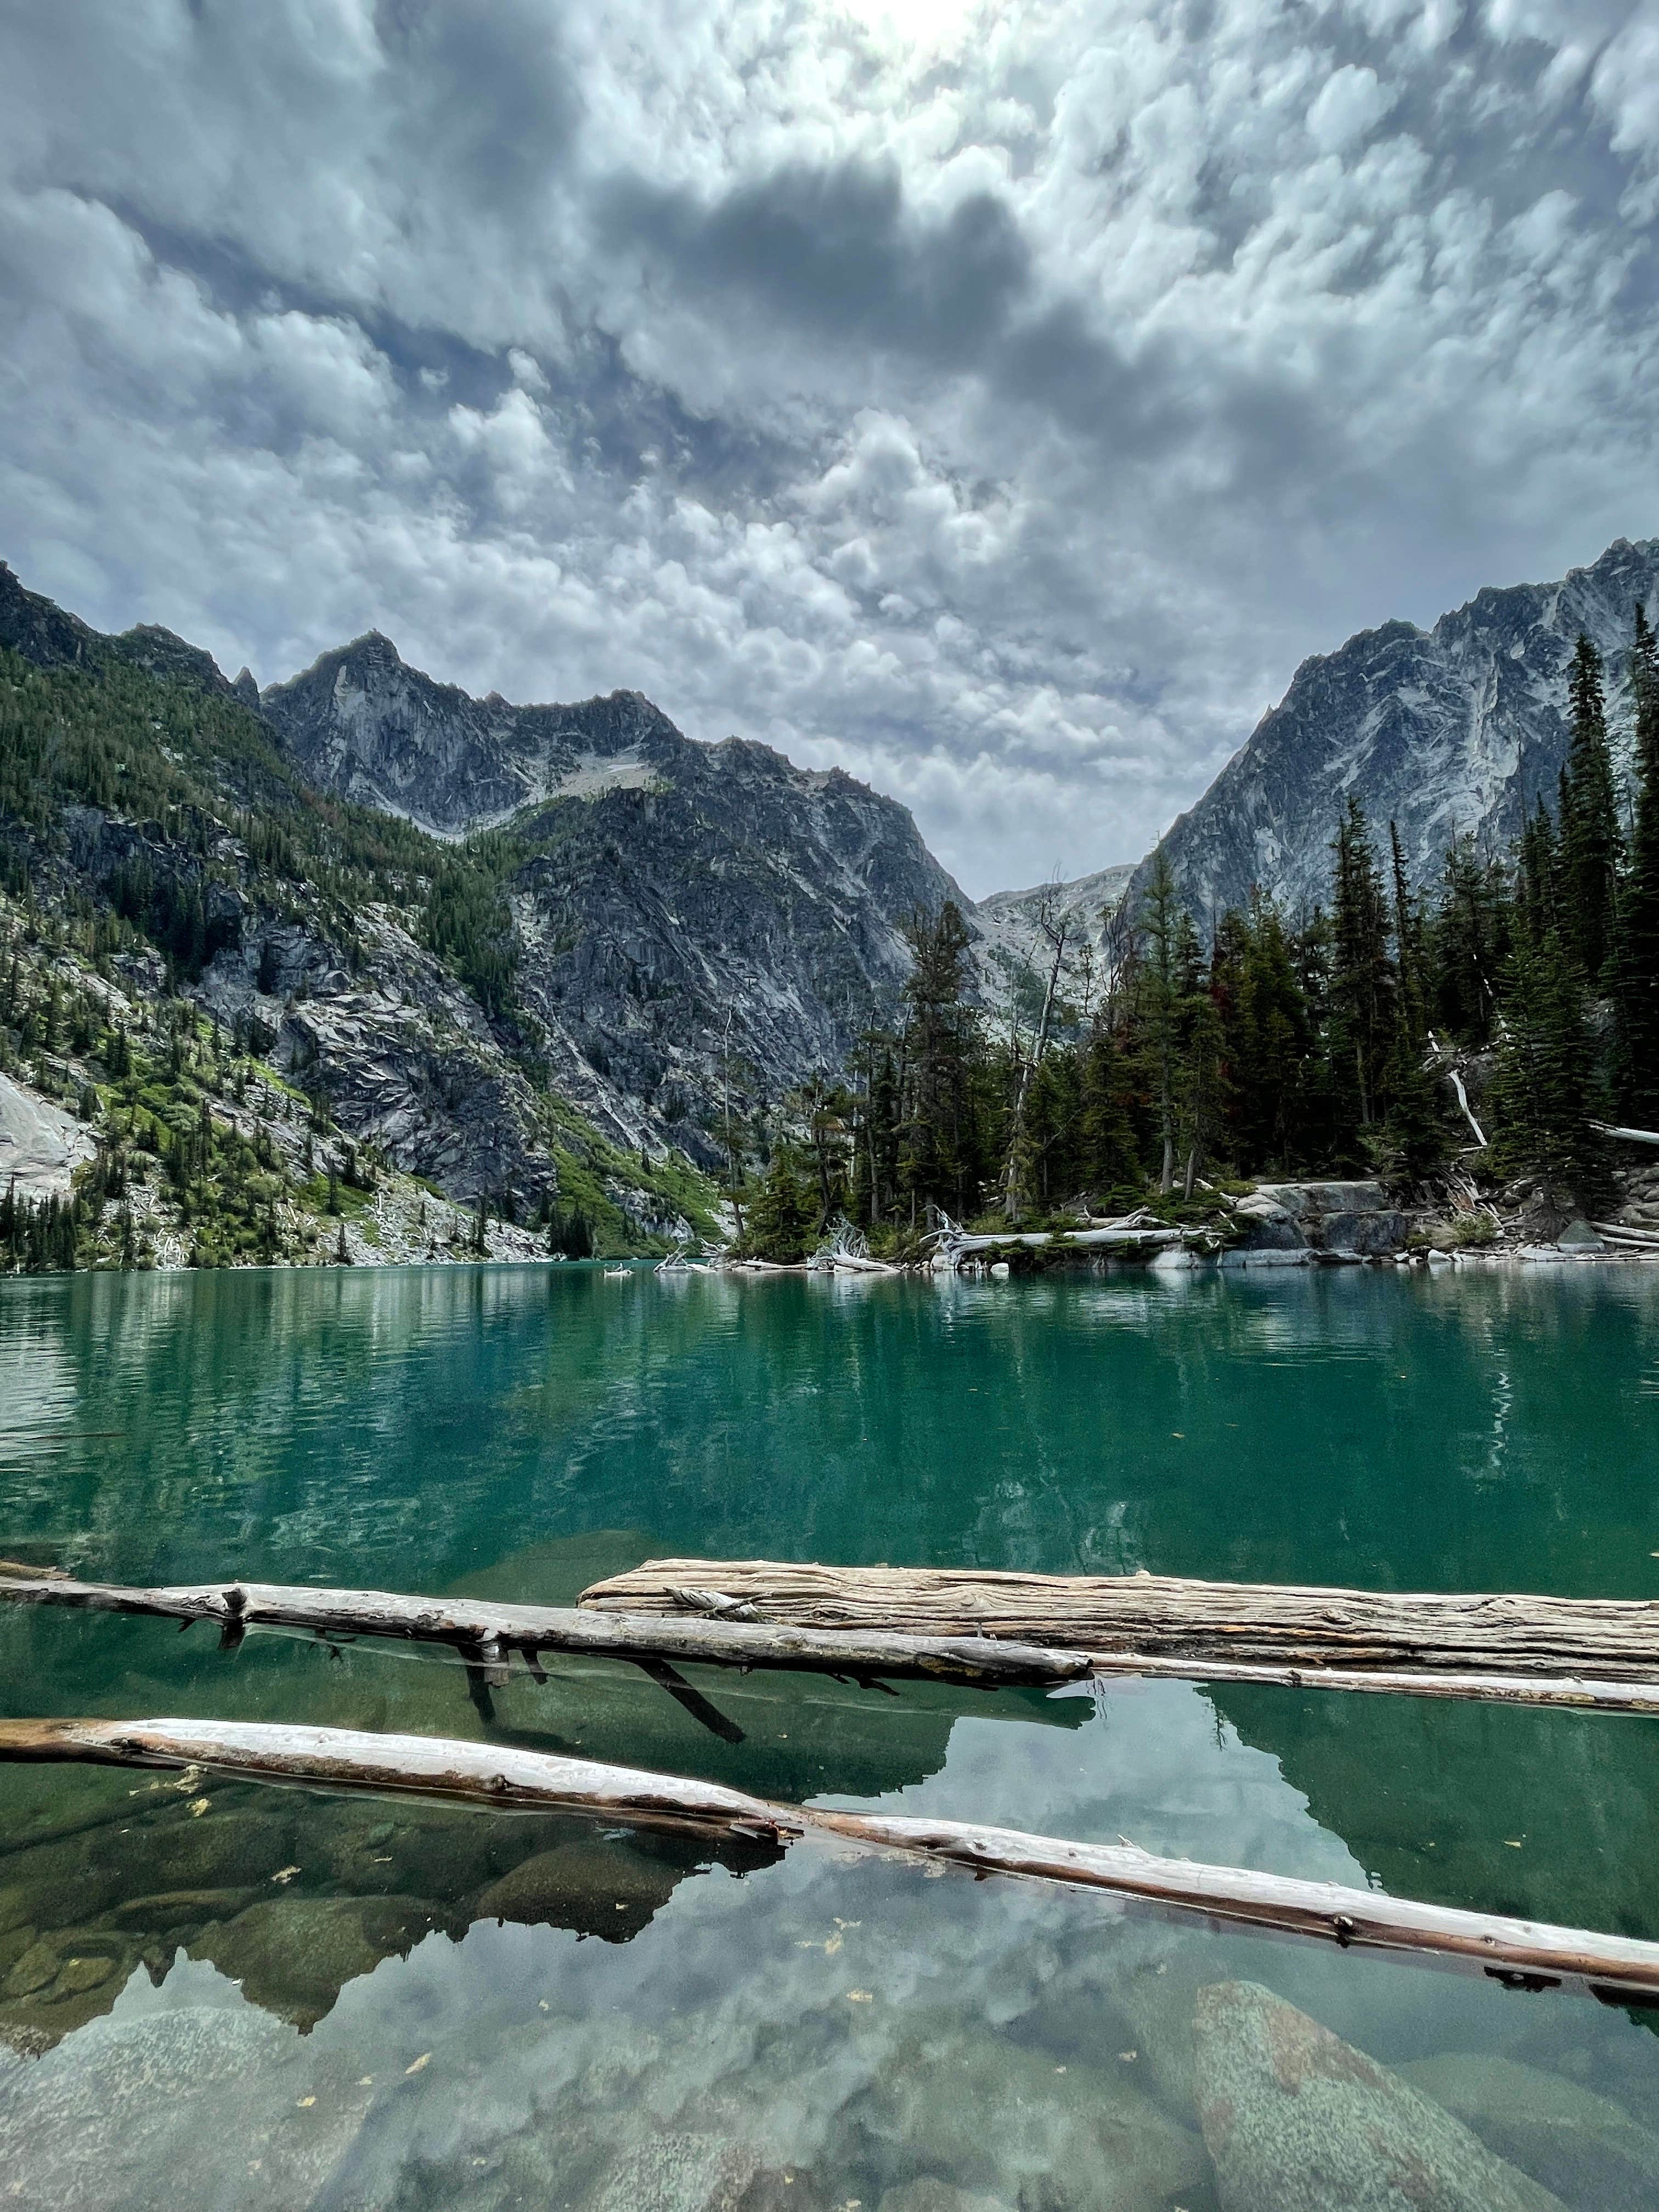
[2,1261,1658,2208]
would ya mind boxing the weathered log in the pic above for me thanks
[0,1716,793,1837]
[0,1572,1088,1690]
[1593,1121,1659,1148]
[5,1568,1659,1718]
[580,1558,1659,1682]
[4,1714,1658,2001]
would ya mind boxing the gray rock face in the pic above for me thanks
[260,628,970,1145]
[853,2013,1209,2210]
[974,863,1137,998]
[1193,1980,1567,2211]
[1135,536,1659,920]
[261,632,684,836]
[1250,1181,1410,1254]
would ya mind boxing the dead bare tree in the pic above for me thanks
[1001,882,1071,1221]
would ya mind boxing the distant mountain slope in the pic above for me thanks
[0,560,716,1250]
[260,635,678,834]
[1132,536,1659,922]
[258,629,969,1149]
[976,865,1136,973]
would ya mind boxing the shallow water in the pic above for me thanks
[2,1261,1658,2209]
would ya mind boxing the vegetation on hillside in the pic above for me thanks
[737,613,1659,1259]
[0,636,719,1272]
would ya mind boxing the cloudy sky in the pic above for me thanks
[3,1,1658,893]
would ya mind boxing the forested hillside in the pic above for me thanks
[740,616,1659,1260]
[0,568,720,1271]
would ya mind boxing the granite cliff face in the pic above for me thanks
[260,636,678,834]
[260,631,968,1152]
[1134,536,1659,921]
[0,561,716,1251]
[974,864,1137,1006]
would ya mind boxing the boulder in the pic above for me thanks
[473,1839,680,1940]
[1323,1209,1414,1255]
[1397,2054,1659,2210]
[878,2184,1014,2212]
[1254,1181,1388,1218]
[585,2130,760,2212]
[855,2015,1208,2210]
[1556,1220,1604,1251]
[1193,1981,1567,2211]
[0,2000,373,2209]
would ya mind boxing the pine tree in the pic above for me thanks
[1076,1022,1139,1199]
[747,1145,818,1261]
[1560,633,1622,984]
[1134,853,1185,1190]
[1429,833,1508,1046]
[1490,927,1609,1206]
[1613,605,1659,1119]
[897,901,980,1223]
[1327,798,1398,1150]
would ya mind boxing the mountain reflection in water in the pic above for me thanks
[3,1263,1659,2209]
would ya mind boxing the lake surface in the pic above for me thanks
[2,1261,1658,2209]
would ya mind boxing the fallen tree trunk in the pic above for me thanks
[1593,1122,1659,1148]
[5,1568,1659,1717]
[3,1714,1657,2000]
[580,1558,1659,1681]
[0,1571,1088,1690]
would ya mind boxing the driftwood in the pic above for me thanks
[0,1571,1088,1690]
[3,1714,1658,2001]
[1594,1121,1659,1148]
[5,1567,1659,1718]
[581,1559,1659,1683]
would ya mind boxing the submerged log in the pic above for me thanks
[3,1713,1658,2001]
[581,1559,1659,1683]
[0,1571,1088,1690]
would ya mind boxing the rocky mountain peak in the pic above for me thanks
[1133,533,1659,921]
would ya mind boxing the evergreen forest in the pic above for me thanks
[740,614,1659,1260]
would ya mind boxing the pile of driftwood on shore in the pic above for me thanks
[5,1552,1659,2002]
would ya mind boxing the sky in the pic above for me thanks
[3,3,1659,896]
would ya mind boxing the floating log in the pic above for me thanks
[3,1714,1658,2001]
[580,1558,1659,1683]
[0,1571,1088,1690]
[4,1568,1659,1718]
[0,1716,791,1837]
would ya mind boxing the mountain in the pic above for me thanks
[0,560,720,1260]
[1133,535,1659,922]
[0,560,978,1267]
[260,631,968,1156]
[974,865,1137,996]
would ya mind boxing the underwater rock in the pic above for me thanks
[1397,2053,1659,2210]
[0,1999,372,2208]
[878,2182,1015,2212]
[856,2013,1209,2210]
[585,2129,761,2211]
[1193,1982,1567,2211]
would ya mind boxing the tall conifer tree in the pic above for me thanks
[1560,633,1622,984]
[1613,605,1659,1119]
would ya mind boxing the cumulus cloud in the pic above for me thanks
[2,0,1658,891]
